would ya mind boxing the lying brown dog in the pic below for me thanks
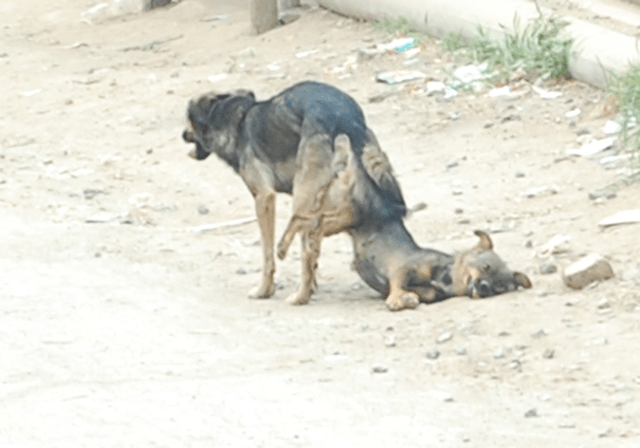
[278,134,532,310]
[183,81,405,304]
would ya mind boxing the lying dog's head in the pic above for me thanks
[183,89,256,164]
[452,230,532,298]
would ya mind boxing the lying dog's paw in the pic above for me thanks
[385,291,419,311]
[248,282,276,299]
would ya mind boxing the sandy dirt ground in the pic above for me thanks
[1,0,640,446]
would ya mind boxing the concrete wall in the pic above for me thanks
[317,0,640,88]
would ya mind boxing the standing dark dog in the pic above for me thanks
[278,134,533,311]
[183,81,405,304]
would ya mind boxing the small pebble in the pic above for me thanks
[426,349,440,360]
[372,366,388,374]
[524,408,538,418]
[436,332,453,344]
[198,205,210,215]
[445,158,459,169]
[515,171,525,178]
[543,348,555,359]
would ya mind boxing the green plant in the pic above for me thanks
[607,63,640,180]
[470,13,574,81]
[371,16,428,42]
[440,31,465,53]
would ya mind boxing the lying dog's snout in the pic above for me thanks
[476,280,492,298]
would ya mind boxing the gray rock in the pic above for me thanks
[372,366,388,374]
[543,348,555,359]
[562,254,615,290]
[524,408,538,418]
[539,259,558,275]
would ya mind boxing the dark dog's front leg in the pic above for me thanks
[248,191,277,299]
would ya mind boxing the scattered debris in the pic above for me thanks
[376,70,427,84]
[562,253,615,290]
[22,89,42,97]
[488,86,510,98]
[425,81,447,95]
[521,185,559,199]
[295,49,319,58]
[85,212,121,224]
[436,332,453,344]
[384,335,396,347]
[186,217,257,233]
[588,189,617,201]
[368,86,403,103]
[201,14,229,22]
[121,34,183,52]
[598,209,640,228]
[537,234,571,257]
[567,137,614,157]
[450,63,489,91]
[208,73,228,83]
[602,120,622,135]
[564,108,581,118]
[532,85,562,99]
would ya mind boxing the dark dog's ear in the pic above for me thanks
[232,89,255,100]
[188,93,230,126]
[514,271,532,289]
[473,230,493,251]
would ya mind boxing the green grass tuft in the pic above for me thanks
[470,14,574,81]
[607,63,640,181]
[370,16,428,42]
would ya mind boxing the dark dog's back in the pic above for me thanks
[245,82,368,163]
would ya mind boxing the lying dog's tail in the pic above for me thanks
[359,130,407,218]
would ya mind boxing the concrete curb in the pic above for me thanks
[317,0,640,88]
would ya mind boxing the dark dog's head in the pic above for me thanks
[452,230,532,298]
[183,89,256,164]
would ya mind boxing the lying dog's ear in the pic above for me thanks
[514,271,532,289]
[473,230,493,251]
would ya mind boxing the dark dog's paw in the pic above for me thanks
[248,282,276,299]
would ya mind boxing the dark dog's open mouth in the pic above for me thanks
[183,129,211,160]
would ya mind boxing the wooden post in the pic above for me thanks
[250,0,279,34]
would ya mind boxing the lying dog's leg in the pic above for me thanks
[287,225,322,305]
[277,214,314,260]
[284,132,335,305]
[385,269,420,311]
[248,190,277,299]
